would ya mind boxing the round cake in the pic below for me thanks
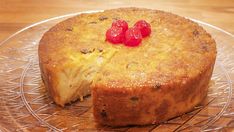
[38,8,216,126]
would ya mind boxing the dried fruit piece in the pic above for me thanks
[112,19,128,32]
[134,20,151,37]
[106,26,125,44]
[124,27,142,47]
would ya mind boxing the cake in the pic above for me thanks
[38,8,217,126]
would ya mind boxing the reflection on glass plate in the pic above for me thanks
[0,11,234,131]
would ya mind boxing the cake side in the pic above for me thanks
[39,36,117,106]
[92,60,214,126]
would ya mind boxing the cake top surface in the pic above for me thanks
[39,8,216,89]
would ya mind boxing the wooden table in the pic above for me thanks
[0,0,234,131]
[0,0,234,42]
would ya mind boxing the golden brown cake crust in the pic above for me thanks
[39,7,216,126]
[93,63,214,126]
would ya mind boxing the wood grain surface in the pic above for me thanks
[0,0,234,42]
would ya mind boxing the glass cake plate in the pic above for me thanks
[0,10,234,131]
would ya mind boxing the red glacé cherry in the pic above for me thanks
[106,26,125,44]
[124,27,142,47]
[134,20,151,37]
[112,19,128,32]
